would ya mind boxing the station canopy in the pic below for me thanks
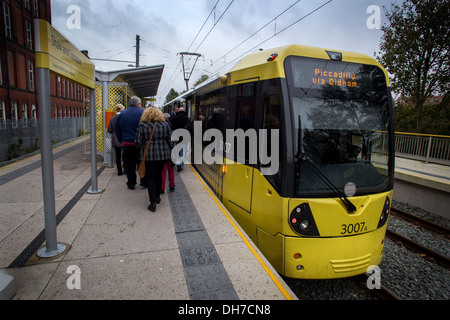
[95,64,165,98]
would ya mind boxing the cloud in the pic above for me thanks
[51,0,392,104]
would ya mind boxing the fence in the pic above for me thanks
[0,117,88,162]
[395,132,450,165]
[2,123,449,166]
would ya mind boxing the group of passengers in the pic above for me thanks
[108,96,191,212]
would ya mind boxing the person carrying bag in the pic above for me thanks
[138,123,156,179]
[135,107,174,212]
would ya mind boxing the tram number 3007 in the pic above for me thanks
[340,222,367,235]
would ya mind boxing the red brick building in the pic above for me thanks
[0,0,86,123]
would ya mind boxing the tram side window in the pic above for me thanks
[237,82,256,97]
[235,80,256,126]
[226,83,255,163]
[198,89,226,146]
[262,95,281,190]
[232,97,254,164]
[263,96,280,130]
[237,102,255,131]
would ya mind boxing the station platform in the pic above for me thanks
[393,157,450,219]
[0,137,295,300]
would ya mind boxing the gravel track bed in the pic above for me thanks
[284,201,450,300]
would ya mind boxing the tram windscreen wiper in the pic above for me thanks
[302,157,357,212]
[295,116,357,213]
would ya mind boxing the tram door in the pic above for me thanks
[227,165,254,213]
[226,96,256,214]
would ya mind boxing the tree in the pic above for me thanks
[164,88,179,104]
[194,74,209,87]
[377,0,449,133]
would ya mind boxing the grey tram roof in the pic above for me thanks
[95,65,165,98]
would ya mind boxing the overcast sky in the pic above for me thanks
[50,0,402,105]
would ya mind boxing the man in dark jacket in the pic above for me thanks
[170,107,191,171]
[115,96,144,189]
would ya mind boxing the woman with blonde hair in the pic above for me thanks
[135,107,174,212]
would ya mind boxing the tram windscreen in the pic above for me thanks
[285,56,393,197]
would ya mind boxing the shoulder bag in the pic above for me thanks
[138,123,157,178]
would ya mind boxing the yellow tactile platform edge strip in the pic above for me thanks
[188,164,295,300]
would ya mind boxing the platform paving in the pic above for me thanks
[0,138,295,300]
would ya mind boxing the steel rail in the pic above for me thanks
[391,207,450,237]
[354,274,402,300]
[386,229,450,269]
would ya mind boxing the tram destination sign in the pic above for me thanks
[312,68,358,88]
[34,19,95,89]
[290,58,361,90]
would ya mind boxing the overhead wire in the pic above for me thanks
[162,0,333,101]
[209,0,333,77]
[210,0,301,67]
[178,0,235,90]
[140,38,174,55]
[162,0,232,95]
[192,0,235,53]
[89,46,136,56]
[186,0,221,53]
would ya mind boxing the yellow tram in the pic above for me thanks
[166,44,394,279]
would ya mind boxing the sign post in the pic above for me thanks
[34,19,97,258]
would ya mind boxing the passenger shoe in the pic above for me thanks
[118,172,124,176]
[148,203,156,212]
[160,189,165,195]
[156,197,161,204]
[169,186,175,192]
[127,185,135,190]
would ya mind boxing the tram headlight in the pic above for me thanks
[377,197,390,228]
[299,220,310,230]
[326,50,343,61]
[289,203,320,236]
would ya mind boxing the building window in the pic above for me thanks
[29,60,35,91]
[24,0,31,11]
[11,102,18,121]
[22,103,28,120]
[0,54,2,85]
[7,50,15,87]
[31,104,37,119]
[33,0,39,18]
[3,2,12,39]
[26,20,33,50]
[57,77,61,96]
[0,101,5,122]
[0,101,5,129]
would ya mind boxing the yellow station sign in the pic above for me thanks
[34,19,95,89]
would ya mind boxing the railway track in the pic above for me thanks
[388,207,450,270]
[354,274,402,300]
[285,205,450,300]
[390,207,450,237]
[354,207,449,300]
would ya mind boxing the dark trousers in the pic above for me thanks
[145,160,166,204]
[114,147,123,174]
[123,146,139,188]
